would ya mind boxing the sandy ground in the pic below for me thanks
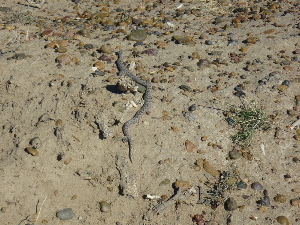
[0,0,300,224]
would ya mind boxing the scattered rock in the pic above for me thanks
[224,197,238,211]
[185,140,196,152]
[56,208,75,220]
[174,180,191,190]
[228,150,241,159]
[25,147,38,156]
[99,201,111,212]
[203,160,220,177]
[276,216,290,225]
[251,182,263,191]
[274,194,286,203]
[128,29,147,41]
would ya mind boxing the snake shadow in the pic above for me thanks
[106,84,121,94]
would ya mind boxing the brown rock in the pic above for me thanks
[175,180,191,190]
[203,160,220,177]
[185,140,196,152]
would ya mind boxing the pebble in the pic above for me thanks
[228,150,241,159]
[197,59,210,68]
[205,40,213,45]
[156,41,168,49]
[179,85,192,92]
[56,208,75,220]
[257,196,270,207]
[245,37,259,44]
[190,52,200,60]
[290,198,299,206]
[100,44,113,54]
[282,80,290,87]
[41,30,54,36]
[185,140,196,152]
[99,201,111,212]
[175,180,191,190]
[94,61,105,70]
[77,29,91,38]
[188,104,196,111]
[278,85,288,91]
[203,160,220,177]
[142,49,158,56]
[55,48,68,53]
[251,182,263,191]
[26,147,38,156]
[128,29,147,41]
[30,137,42,149]
[55,54,72,65]
[98,55,111,62]
[276,216,290,225]
[224,197,238,211]
[274,194,286,203]
[293,134,300,141]
[237,181,247,189]
[183,111,195,122]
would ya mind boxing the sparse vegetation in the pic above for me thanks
[225,100,272,148]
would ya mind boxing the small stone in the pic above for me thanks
[185,140,196,152]
[205,40,213,45]
[240,47,248,52]
[245,37,259,44]
[257,196,270,207]
[175,180,191,190]
[274,194,286,203]
[276,216,290,225]
[100,44,112,54]
[142,49,158,56]
[99,201,111,212]
[30,137,41,149]
[190,52,200,60]
[183,111,196,122]
[251,182,263,191]
[77,29,91,38]
[156,41,168,49]
[179,85,192,92]
[294,135,300,141]
[196,158,204,166]
[55,48,68,53]
[294,49,300,54]
[56,208,75,220]
[237,181,247,189]
[55,54,72,65]
[197,59,210,68]
[94,61,105,70]
[283,66,293,71]
[128,29,147,41]
[292,157,299,162]
[228,150,241,159]
[277,85,287,92]
[188,104,196,111]
[171,126,180,132]
[203,160,220,177]
[290,198,299,206]
[201,136,207,141]
[26,147,39,156]
[224,197,238,211]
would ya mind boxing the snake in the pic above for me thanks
[116,50,152,163]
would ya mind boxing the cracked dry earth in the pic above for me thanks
[1,0,300,224]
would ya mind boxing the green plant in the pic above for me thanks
[226,100,271,147]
